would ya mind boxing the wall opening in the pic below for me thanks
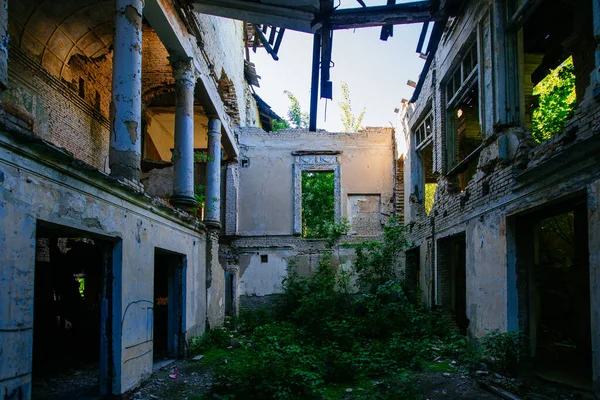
[508,0,593,143]
[153,250,185,362]
[32,223,114,399]
[445,39,482,191]
[225,270,237,317]
[514,197,591,389]
[301,171,335,238]
[405,247,421,305]
[437,233,468,335]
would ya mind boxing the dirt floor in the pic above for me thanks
[127,360,501,400]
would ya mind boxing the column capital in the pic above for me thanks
[169,57,197,85]
[208,118,222,135]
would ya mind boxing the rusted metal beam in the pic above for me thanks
[309,31,321,132]
[252,24,280,60]
[416,20,429,53]
[410,18,447,103]
[328,1,433,30]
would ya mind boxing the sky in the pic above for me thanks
[249,0,428,132]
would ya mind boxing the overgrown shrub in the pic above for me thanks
[481,329,520,374]
[201,218,469,399]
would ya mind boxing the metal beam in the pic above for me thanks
[191,0,317,33]
[309,32,321,132]
[328,1,433,30]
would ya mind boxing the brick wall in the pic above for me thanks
[5,48,111,170]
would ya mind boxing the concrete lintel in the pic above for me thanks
[144,0,239,158]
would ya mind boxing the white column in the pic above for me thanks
[170,57,197,208]
[204,118,222,227]
[109,0,143,182]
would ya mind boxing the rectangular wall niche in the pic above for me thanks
[347,194,381,236]
[292,151,341,236]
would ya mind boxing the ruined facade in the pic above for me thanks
[0,0,259,397]
[223,127,396,311]
[398,0,600,394]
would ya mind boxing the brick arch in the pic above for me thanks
[142,84,177,107]
[9,0,115,79]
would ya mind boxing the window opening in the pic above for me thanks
[261,254,268,263]
[301,171,335,238]
[415,112,433,149]
[507,0,593,143]
[445,41,482,191]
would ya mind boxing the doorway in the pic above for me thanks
[437,233,468,335]
[514,196,591,389]
[153,250,185,362]
[32,222,115,400]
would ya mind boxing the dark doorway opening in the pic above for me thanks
[225,270,236,316]
[405,247,421,305]
[437,233,468,335]
[515,197,591,390]
[153,250,185,363]
[32,223,114,400]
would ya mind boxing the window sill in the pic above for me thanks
[447,144,484,176]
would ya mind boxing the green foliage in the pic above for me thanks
[271,118,290,132]
[339,82,366,133]
[189,184,205,219]
[532,57,576,143]
[189,327,231,356]
[302,172,335,238]
[481,329,520,374]
[283,90,309,129]
[424,183,437,216]
[197,221,471,399]
[351,217,408,292]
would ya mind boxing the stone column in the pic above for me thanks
[109,0,143,182]
[224,161,239,236]
[204,118,222,227]
[170,57,197,208]
[0,0,8,105]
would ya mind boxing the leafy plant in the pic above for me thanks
[481,329,520,374]
[283,90,309,129]
[532,56,576,143]
[351,216,408,292]
[302,171,335,238]
[199,217,467,400]
[339,81,366,133]
[271,118,290,132]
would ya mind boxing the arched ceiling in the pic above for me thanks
[9,0,115,79]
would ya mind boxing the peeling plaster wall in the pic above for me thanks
[237,127,396,236]
[195,15,259,128]
[398,0,600,353]
[230,127,395,308]
[0,131,207,397]
[231,236,360,309]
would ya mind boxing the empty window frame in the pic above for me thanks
[412,111,437,215]
[445,40,482,190]
[301,171,335,238]
[505,0,593,143]
[414,112,433,150]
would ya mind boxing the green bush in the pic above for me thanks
[201,218,469,399]
[481,329,520,374]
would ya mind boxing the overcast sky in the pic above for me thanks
[249,0,427,132]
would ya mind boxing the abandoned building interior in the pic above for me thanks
[1,0,600,399]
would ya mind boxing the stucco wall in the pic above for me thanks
[237,127,396,236]
[0,131,206,397]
